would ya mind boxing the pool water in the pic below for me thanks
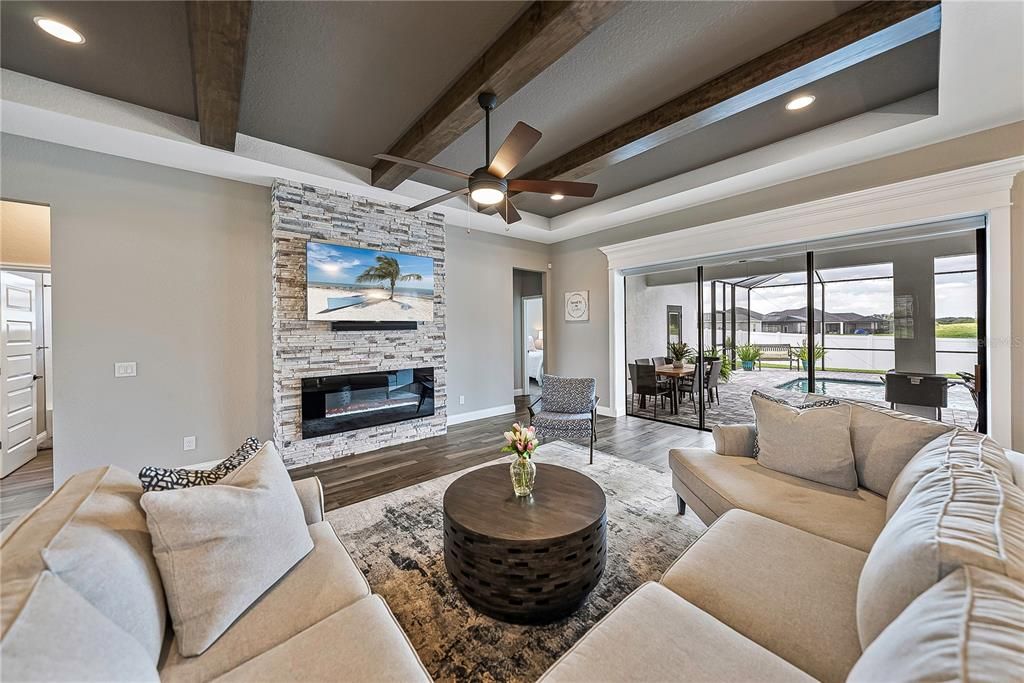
[775,377,885,402]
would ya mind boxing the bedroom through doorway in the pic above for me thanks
[512,268,544,403]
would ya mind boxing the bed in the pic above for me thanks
[526,336,545,384]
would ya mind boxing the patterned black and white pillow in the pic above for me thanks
[750,390,842,457]
[139,436,262,492]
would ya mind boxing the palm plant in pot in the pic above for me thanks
[792,341,826,370]
[668,342,696,368]
[736,344,760,371]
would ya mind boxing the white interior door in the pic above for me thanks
[1,271,39,477]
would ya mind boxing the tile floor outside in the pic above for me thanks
[627,367,978,431]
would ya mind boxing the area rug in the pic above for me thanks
[326,441,706,683]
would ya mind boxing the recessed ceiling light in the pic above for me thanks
[550,193,565,201]
[785,94,815,111]
[33,17,85,44]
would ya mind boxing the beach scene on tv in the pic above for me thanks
[306,241,435,322]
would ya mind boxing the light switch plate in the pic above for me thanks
[183,436,196,451]
[459,395,465,405]
[114,362,137,378]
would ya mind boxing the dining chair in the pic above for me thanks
[633,363,671,419]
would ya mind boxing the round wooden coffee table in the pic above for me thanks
[442,463,607,624]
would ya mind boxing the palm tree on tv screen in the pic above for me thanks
[355,255,423,300]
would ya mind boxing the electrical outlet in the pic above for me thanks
[459,395,465,405]
[183,436,196,451]
[114,362,137,378]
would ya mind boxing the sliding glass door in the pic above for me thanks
[623,219,986,433]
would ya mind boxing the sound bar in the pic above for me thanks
[331,321,418,332]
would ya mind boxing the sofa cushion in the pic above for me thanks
[660,510,865,683]
[0,571,158,682]
[857,464,1024,648]
[669,448,886,552]
[0,466,166,661]
[848,566,1024,683]
[841,399,952,497]
[751,391,857,490]
[886,427,1014,519]
[159,520,370,681]
[212,595,431,683]
[538,582,813,683]
[142,444,313,656]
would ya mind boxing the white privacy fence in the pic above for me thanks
[713,331,976,375]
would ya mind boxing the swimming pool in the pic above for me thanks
[775,377,885,402]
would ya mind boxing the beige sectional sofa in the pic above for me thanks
[0,465,431,682]
[542,401,1024,682]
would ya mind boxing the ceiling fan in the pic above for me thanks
[375,92,598,225]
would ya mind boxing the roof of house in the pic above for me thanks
[761,307,888,324]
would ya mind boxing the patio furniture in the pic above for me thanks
[529,374,599,464]
[656,364,696,415]
[883,370,948,421]
[704,359,722,405]
[631,363,672,420]
[653,356,670,367]
[753,343,793,370]
[956,371,980,430]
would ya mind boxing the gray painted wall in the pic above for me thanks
[446,229,549,418]
[1,134,273,483]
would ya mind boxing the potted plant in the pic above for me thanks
[791,341,826,370]
[737,344,760,371]
[668,342,696,368]
[502,422,539,497]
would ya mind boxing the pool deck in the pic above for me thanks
[628,367,978,431]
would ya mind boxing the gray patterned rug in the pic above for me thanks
[326,441,705,683]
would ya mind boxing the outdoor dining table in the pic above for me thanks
[655,364,696,415]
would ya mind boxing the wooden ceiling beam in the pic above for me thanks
[187,0,252,152]
[370,1,624,190]
[513,0,941,187]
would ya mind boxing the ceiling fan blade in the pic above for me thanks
[507,178,598,198]
[374,154,471,180]
[497,198,522,225]
[406,188,469,213]
[487,122,542,179]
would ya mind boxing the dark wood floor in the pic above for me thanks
[0,449,54,531]
[291,396,712,512]
[0,401,710,527]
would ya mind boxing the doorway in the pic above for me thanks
[512,268,545,402]
[0,199,54,527]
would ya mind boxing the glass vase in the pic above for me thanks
[510,456,536,497]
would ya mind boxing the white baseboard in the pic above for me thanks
[597,405,625,418]
[447,403,517,426]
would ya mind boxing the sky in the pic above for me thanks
[306,241,434,289]
[740,270,977,318]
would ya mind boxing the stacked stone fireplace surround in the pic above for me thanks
[271,180,447,468]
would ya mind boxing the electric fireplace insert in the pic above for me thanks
[301,368,435,439]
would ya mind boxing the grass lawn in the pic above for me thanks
[935,322,977,338]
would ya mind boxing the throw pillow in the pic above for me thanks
[849,567,1024,683]
[856,464,1024,648]
[140,442,314,656]
[0,571,159,682]
[843,399,953,498]
[750,390,857,490]
[138,436,261,492]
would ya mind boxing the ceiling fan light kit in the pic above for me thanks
[374,92,598,226]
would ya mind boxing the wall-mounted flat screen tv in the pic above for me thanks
[306,241,434,322]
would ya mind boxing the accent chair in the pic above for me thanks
[529,374,599,464]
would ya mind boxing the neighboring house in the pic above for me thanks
[761,308,890,335]
[704,307,765,333]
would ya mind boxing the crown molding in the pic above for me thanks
[600,156,1024,271]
